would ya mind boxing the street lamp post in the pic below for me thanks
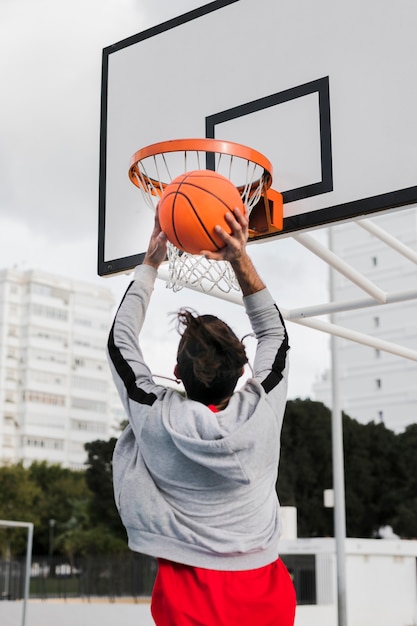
[48,519,55,558]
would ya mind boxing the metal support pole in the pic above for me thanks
[330,333,348,626]
[329,227,348,626]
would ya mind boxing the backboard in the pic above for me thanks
[98,0,417,276]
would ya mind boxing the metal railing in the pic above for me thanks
[1,553,320,605]
[1,553,156,602]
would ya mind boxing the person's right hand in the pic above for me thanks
[201,207,249,263]
[202,206,265,295]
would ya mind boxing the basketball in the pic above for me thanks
[158,170,245,255]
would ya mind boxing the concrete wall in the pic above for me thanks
[281,537,417,626]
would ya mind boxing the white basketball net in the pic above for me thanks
[129,143,271,293]
[164,243,240,293]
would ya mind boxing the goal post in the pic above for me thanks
[0,520,33,626]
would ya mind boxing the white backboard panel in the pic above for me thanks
[98,0,417,275]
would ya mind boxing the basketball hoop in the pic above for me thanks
[129,138,283,293]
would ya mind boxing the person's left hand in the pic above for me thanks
[143,211,168,269]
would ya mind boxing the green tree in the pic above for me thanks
[342,415,376,537]
[0,463,43,555]
[54,498,126,561]
[27,461,91,555]
[278,399,333,537]
[343,418,400,537]
[84,438,126,540]
[278,400,406,539]
[394,423,417,537]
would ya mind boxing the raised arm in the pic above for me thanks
[107,217,168,419]
[202,206,289,388]
[201,207,265,296]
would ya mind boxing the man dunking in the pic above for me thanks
[108,207,296,625]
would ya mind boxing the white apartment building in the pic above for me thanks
[0,267,117,469]
[313,207,417,432]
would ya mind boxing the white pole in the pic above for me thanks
[291,316,417,362]
[22,523,33,626]
[329,228,348,626]
[287,287,417,319]
[293,231,387,303]
[356,218,417,264]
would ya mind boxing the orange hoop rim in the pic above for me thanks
[128,138,274,193]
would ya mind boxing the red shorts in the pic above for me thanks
[151,557,296,626]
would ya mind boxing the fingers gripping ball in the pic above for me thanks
[158,170,245,255]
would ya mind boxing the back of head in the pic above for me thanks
[176,309,248,406]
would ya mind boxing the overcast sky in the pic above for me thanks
[0,0,331,399]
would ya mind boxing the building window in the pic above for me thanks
[24,436,64,450]
[70,419,106,434]
[75,318,92,327]
[34,350,67,366]
[375,349,380,358]
[71,398,106,412]
[31,283,68,302]
[25,438,45,448]
[378,411,384,423]
[6,369,17,382]
[69,441,87,454]
[372,256,378,267]
[31,303,68,322]
[72,376,107,392]
[33,329,67,346]
[375,378,382,389]
[30,371,66,386]
[373,316,380,328]
[280,555,321,605]
[74,337,104,351]
[73,357,105,371]
[23,391,65,406]
[31,283,52,297]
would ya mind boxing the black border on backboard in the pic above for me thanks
[283,185,417,236]
[206,76,333,204]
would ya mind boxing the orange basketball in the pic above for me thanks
[158,170,245,255]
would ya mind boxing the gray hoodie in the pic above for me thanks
[108,264,290,571]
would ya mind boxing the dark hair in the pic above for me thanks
[176,309,248,405]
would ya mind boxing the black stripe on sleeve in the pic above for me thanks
[261,308,290,394]
[107,282,157,407]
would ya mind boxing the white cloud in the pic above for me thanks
[0,0,149,240]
